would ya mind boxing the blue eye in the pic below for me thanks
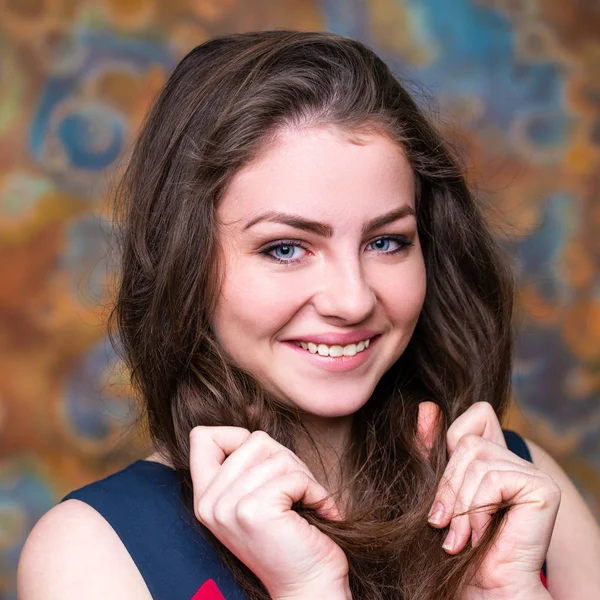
[371,238,391,251]
[274,245,296,259]
[260,240,308,264]
[367,236,413,254]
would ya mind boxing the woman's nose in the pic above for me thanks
[312,259,377,324]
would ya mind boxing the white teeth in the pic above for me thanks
[293,337,373,357]
[343,344,357,356]
[329,345,344,357]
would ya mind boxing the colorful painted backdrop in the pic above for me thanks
[3,1,600,597]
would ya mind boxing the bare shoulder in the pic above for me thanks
[17,499,152,600]
[525,438,600,599]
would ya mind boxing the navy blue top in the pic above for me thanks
[62,459,247,599]
[62,429,544,599]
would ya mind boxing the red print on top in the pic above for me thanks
[191,579,226,600]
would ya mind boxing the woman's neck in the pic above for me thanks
[296,413,353,494]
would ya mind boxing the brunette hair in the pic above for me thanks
[109,30,515,599]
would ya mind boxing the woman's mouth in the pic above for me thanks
[292,336,372,357]
[282,335,381,372]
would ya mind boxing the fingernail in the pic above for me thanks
[428,502,444,525]
[442,528,456,552]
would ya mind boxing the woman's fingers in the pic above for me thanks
[211,451,341,524]
[190,426,273,521]
[235,472,341,529]
[429,436,520,529]
[427,399,559,558]
[195,430,308,509]
[429,402,508,528]
[189,426,252,494]
[191,426,342,527]
[446,401,506,453]
[468,469,560,552]
[441,458,536,553]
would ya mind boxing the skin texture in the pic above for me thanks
[212,125,426,457]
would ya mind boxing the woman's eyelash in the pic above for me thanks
[259,239,309,264]
[259,236,414,265]
[368,236,414,254]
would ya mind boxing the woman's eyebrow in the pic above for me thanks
[243,205,416,238]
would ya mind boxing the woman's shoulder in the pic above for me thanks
[18,458,174,599]
[18,458,247,600]
[17,497,153,599]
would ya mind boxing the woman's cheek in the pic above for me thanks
[220,267,309,335]
[246,263,307,303]
[378,261,426,323]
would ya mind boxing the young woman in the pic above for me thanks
[17,30,600,600]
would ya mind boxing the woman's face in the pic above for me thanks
[212,125,426,421]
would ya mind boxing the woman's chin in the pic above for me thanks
[289,396,370,420]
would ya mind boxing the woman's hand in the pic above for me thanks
[189,426,351,600]
[422,401,560,600]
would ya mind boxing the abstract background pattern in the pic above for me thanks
[2,0,600,597]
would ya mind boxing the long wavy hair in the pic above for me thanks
[108,30,515,600]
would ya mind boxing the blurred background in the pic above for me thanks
[2,0,600,597]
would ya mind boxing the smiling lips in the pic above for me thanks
[293,338,371,357]
[282,329,381,369]
[284,334,380,372]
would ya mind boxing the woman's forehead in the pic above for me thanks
[217,125,415,228]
